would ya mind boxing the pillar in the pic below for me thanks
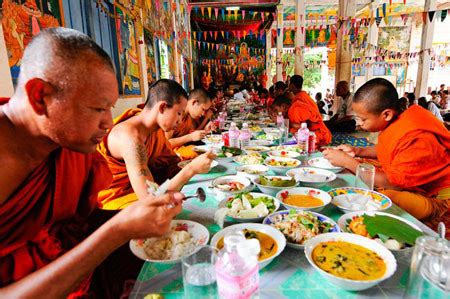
[276,4,284,82]
[335,0,356,85]
[294,0,305,75]
[172,6,180,83]
[187,5,195,89]
[415,0,437,98]
[265,28,272,88]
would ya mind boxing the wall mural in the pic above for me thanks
[1,0,63,83]
[143,28,157,85]
[115,4,142,96]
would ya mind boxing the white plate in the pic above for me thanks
[130,220,209,264]
[304,233,397,291]
[236,164,270,181]
[286,167,337,188]
[268,150,301,159]
[307,157,344,173]
[210,223,286,269]
[178,159,218,170]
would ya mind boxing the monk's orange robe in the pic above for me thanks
[0,148,112,295]
[97,109,180,209]
[377,105,450,231]
[288,91,332,147]
[172,113,196,139]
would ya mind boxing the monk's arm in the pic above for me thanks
[356,145,377,159]
[342,159,400,190]
[167,131,206,148]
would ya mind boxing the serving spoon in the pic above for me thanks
[183,187,206,202]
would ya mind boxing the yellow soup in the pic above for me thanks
[217,229,278,261]
[284,195,324,208]
[312,241,386,281]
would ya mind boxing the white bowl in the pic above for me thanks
[236,164,270,181]
[129,220,210,264]
[233,154,264,165]
[286,167,337,188]
[264,157,301,175]
[268,150,301,159]
[307,157,344,173]
[178,159,218,170]
[263,210,341,249]
[218,193,280,223]
[242,145,271,153]
[276,187,332,212]
[210,223,286,269]
[329,187,392,213]
[211,175,254,201]
[337,211,423,252]
[304,233,397,291]
[253,175,298,196]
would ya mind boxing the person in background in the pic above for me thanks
[406,93,417,107]
[398,97,409,111]
[323,78,450,237]
[274,81,287,97]
[418,97,444,122]
[316,92,329,116]
[326,81,356,133]
[439,90,449,109]
[430,90,440,106]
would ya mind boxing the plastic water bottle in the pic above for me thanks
[215,233,260,299]
[239,123,251,149]
[297,123,310,155]
[276,112,284,128]
[229,122,240,149]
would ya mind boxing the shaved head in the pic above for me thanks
[189,89,210,103]
[18,27,115,95]
[144,79,188,109]
[353,78,403,114]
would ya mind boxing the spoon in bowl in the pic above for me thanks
[183,187,206,202]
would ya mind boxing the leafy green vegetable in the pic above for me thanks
[221,146,242,156]
[363,215,424,246]
[260,175,296,187]
[226,192,276,212]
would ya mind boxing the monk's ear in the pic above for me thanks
[381,108,396,122]
[25,78,55,116]
[158,102,168,114]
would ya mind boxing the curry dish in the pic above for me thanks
[312,241,386,280]
[283,195,324,208]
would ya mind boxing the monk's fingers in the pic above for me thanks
[145,192,184,208]
[206,150,217,159]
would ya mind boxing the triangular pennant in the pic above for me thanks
[214,8,219,19]
[197,41,200,48]
[222,8,225,20]
[234,10,238,20]
[207,7,212,19]
[203,31,207,40]
[194,7,198,16]
[221,31,224,38]
[209,31,213,38]
[200,7,204,17]
[242,10,246,20]
[442,9,448,22]
[214,31,218,40]
[375,17,382,27]
[226,31,229,39]
[193,31,197,40]
[261,12,264,21]
[401,14,408,25]
[428,11,436,22]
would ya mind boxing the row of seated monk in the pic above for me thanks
[0,27,449,298]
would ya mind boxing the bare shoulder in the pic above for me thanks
[107,120,145,159]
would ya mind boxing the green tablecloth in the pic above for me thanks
[130,159,437,299]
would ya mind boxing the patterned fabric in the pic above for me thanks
[330,133,373,147]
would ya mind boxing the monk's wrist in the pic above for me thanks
[345,158,359,173]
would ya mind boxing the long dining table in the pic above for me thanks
[129,155,437,299]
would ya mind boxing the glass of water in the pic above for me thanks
[354,163,375,190]
[182,245,218,299]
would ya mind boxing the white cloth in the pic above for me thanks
[332,93,354,119]
[428,102,444,122]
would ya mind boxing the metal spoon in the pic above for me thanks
[183,187,206,202]
[438,222,446,239]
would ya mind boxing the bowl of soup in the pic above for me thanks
[304,233,397,291]
[210,223,286,269]
[211,175,253,201]
[276,187,332,212]
[264,157,301,175]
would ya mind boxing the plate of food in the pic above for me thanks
[286,167,337,188]
[178,159,218,170]
[211,175,253,200]
[215,192,280,223]
[276,187,332,212]
[307,157,344,173]
[210,223,286,269]
[242,145,271,153]
[272,144,303,154]
[202,134,223,145]
[234,152,265,165]
[130,220,209,264]
[215,146,243,162]
[264,157,301,175]
[263,210,340,249]
[337,211,424,251]
[236,164,269,180]
[329,187,392,213]
[268,150,301,159]
[253,175,298,196]
[304,233,397,291]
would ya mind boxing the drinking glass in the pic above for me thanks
[404,236,450,298]
[182,245,218,299]
[283,119,290,143]
[354,163,375,190]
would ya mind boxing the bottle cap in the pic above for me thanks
[301,123,307,129]
[224,232,245,252]
[237,239,261,258]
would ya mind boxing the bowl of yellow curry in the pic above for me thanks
[276,187,332,212]
[304,233,397,291]
[210,223,286,269]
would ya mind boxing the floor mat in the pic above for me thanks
[331,133,374,147]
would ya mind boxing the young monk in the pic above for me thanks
[0,28,182,298]
[323,78,450,235]
[97,80,215,210]
[287,75,332,147]
[165,88,214,148]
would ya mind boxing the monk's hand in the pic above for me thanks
[188,151,216,175]
[112,192,183,240]
[323,149,356,169]
[335,144,358,157]
[190,130,207,142]
[205,121,216,133]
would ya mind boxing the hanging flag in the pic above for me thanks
[243,30,247,38]
[382,3,387,17]
[203,31,207,40]
[428,11,436,22]
[214,31,218,40]
[237,30,241,39]
[234,10,238,20]
[401,14,408,25]
[226,31,229,39]
[200,7,204,17]
[221,31,224,38]
[209,31,213,38]
[242,10,246,20]
[375,17,382,27]
[214,8,219,19]
[442,9,448,22]
[261,12,264,21]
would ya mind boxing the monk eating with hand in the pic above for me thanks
[323,78,450,236]
[97,80,215,210]
[0,27,183,298]
[165,88,214,149]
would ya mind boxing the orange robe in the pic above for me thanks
[172,113,196,139]
[288,91,332,147]
[0,148,112,294]
[377,105,450,230]
[97,109,181,208]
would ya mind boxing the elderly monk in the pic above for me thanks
[0,28,182,298]
[324,78,450,236]
[97,80,215,210]
[165,88,214,149]
[287,75,332,147]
